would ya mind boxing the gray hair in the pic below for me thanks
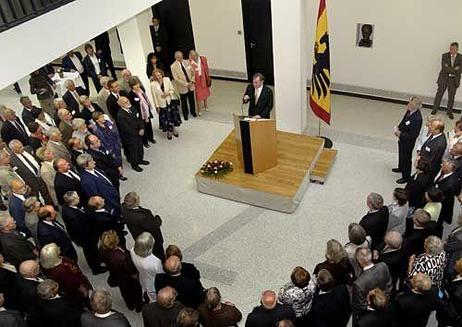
[367,193,383,210]
[72,118,86,130]
[40,243,61,269]
[37,279,59,300]
[48,127,62,138]
[23,196,38,213]
[424,236,444,256]
[355,247,373,266]
[134,232,154,258]
[76,153,93,169]
[90,288,112,314]
[443,157,458,171]
[63,191,79,206]
[413,208,431,227]
[410,96,422,109]
[123,192,140,209]
[8,139,23,151]
[64,79,75,88]
[100,76,111,88]
[79,95,89,103]
[384,231,402,249]
[0,212,10,229]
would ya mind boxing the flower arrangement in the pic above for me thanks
[200,160,233,179]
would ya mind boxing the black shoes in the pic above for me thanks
[191,113,197,117]
[0,204,7,211]
[448,112,454,120]
[396,178,408,184]
[184,116,189,120]
[173,132,179,138]
[119,175,127,181]
[140,160,150,165]
[392,168,401,173]
[132,166,143,172]
[149,139,157,144]
[431,109,438,115]
[144,144,151,148]
[92,266,108,275]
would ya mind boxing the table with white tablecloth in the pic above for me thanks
[51,71,85,97]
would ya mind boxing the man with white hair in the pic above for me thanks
[79,95,104,124]
[374,231,407,290]
[171,51,196,120]
[97,76,112,115]
[245,290,295,327]
[46,127,71,162]
[20,96,42,126]
[0,108,29,145]
[81,288,131,327]
[62,79,88,117]
[16,260,43,313]
[119,69,144,94]
[57,108,73,145]
[359,193,389,249]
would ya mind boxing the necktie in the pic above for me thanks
[181,63,190,83]
[20,154,38,176]
[255,89,260,104]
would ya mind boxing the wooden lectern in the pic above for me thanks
[233,114,278,174]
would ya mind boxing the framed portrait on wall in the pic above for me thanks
[356,23,374,48]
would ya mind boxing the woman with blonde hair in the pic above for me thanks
[313,239,355,285]
[71,118,91,145]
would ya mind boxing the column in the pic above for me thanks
[117,8,155,104]
[271,0,308,134]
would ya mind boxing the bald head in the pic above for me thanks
[19,260,39,278]
[157,286,177,308]
[164,255,181,275]
[261,290,277,310]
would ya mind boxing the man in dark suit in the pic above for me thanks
[245,290,295,327]
[449,142,462,182]
[359,193,389,249]
[8,179,29,237]
[432,42,462,119]
[434,157,459,226]
[150,17,169,66]
[83,43,107,92]
[356,288,394,327]
[0,214,37,268]
[20,96,42,125]
[445,215,462,279]
[85,134,120,189]
[77,153,121,216]
[62,51,89,91]
[16,260,42,314]
[404,209,432,256]
[165,245,200,280]
[155,256,204,308]
[0,293,27,327]
[243,73,274,119]
[37,205,78,262]
[393,97,423,183]
[87,196,126,246]
[94,31,117,80]
[1,108,29,145]
[351,248,392,324]
[53,158,84,205]
[116,97,149,172]
[106,80,129,120]
[80,96,104,124]
[62,191,106,275]
[68,137,85,168]
[121,192,164,261]
[420,118,447,178]
[62,79,88,117]
[142,286,184,327]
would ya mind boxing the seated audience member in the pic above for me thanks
[62,191,106,275]
[99,230,143,311]
[57,108,74,145]
[0,292,27,327]
[27,122,46,152]
[245,290,295,327]
[36,147,58,205]
[130,232,164,303]
[404,208,432,256]
[53,157,84,205]
[40,243,92,307]
[359,193,389,249]
[68,137,86,167]
[405,158,432,210]
[37,205,77,262]
[87,196,125,244]
[122,191,164,261]
[81,288,132,327]
[29,279,83,327]
[47,127,71,162]
[420,118,447,177]
[155,255,204,308]
[345,223,371,277]
[445,213,462,279]
[387,188,408,235]
[79,95,104,124]
[434,157,459,226]
[436,258,462,326]
[71,118,91,145]
[62,79,88,117]
[142,286,184,327]
[313,239,354,285]
[0,213,37,267]
[394,273,438,327]
[77,153,121,215]
[8,178,29,237]
[197,287,242,327]
[85,134,121,188]
[20,96,42,125]
[352,248,392,324]
[356,288,394,327]
[278,266,315,325]
[408,235,447,289]
[1,108,29,145]
[16,260,42,313]
[165,244,200,280]
[423,187,443,222]
[97,76,112,115]
[23,196,40,244]
[177,307,200,327]
[374,231,407,291]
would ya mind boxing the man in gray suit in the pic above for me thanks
[352,247,392,324]
[432,42,462,119]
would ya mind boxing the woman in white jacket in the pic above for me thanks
[150,69,182,140]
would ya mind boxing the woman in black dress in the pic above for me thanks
[146,52,165,81]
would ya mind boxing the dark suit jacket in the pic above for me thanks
[70,149,85,168]
[121,204,164,260]
[244,84,273,118]
[150,26,168,53]
[155,273,204,308]
[181,262,201,280]
[398,109,422,146]
[309,285,351,327]
[0,230,36,268]
[62,205,96,246]
[8,195,28,237]
[394,287,439,327]
[80,311,131,327]
[116,107,144,144]
[83,54,107,79]
[376,245,408,290]
[10,152,46,199]
[86,148,120,188]
[88,209,122,237]
[81,169,120,215]
[15,276,39,313]
[404,220,431,256]
[245,303,295,327]
[1,119,29,145]
[0,309,27,327]
[438,52,462,87]
[445,226,462,278]
[357,307,395,327]
[62,87,88,116]
[28,296,83,327]
[37,220,77,261]
[80,103,104,124]
[405,172,431,208]
[94,31,111,53]
[22,106,42,126]
[420,133,447,177]
[143,301,184,327]
[359,206,389,249]
[62,52,84,72]
[435,172,459,224]
[106,91,129,119]
[54,170,84,206]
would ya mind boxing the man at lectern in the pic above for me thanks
[242,73,273,119]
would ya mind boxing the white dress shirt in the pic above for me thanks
[70,55,84,74]
[255,85,263,104]
[89,55,101,75]
[129,249,164,302]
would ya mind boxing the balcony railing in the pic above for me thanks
[0,0,75,32]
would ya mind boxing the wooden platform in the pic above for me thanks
[311,149,338,184]
[195,130,326,213]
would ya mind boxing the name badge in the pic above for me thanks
[71,110,76,115]
[134,97,140,101]
[405,121,410,126]
[425,146,431,152]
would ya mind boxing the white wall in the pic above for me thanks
[189,0,247,79]
[0,0,160,89]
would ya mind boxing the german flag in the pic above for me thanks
[310,0,331,125]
